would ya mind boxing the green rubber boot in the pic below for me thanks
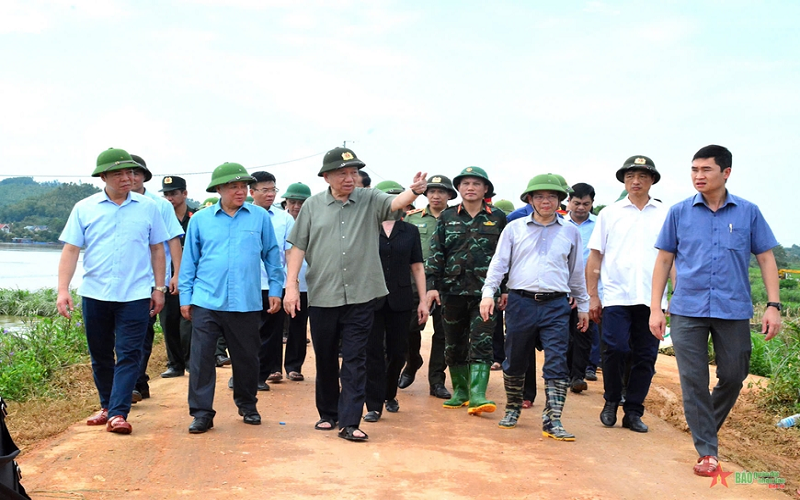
[443,364,470,409]
[467,363,496,415]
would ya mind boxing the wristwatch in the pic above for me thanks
[766,302,782,312]
[152,286,169,294]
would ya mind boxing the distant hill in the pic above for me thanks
[0,177,60,209]
[0,178,100,242]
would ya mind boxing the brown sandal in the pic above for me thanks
[287,371,304,381]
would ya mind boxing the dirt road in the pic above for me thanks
[19,329,787,499]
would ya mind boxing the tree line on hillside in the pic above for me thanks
[0,179,100,243]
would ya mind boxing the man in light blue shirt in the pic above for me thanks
[57,148,169,435]
[179,162,283,433]
[650,145,782,477]
[564,183,599,393]
[129,154,185,401]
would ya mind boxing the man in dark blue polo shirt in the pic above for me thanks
[649,144,782,477]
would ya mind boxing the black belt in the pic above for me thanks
[511,290,567,302]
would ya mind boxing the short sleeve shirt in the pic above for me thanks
[655,192,777,320]
[287,187,395,307]
[59,191,170,302]
[588,196,668,308]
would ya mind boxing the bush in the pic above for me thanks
[753,320,800,413]
[0,288,59,316]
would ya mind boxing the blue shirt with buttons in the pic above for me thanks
[507,204,533,222]
[179,201,283,312]
[59,190,170,302]
[655,192,778,320]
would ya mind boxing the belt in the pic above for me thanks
[510,289,567,302]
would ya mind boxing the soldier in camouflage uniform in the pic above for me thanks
[426,166,506,415]
[399,175,457,400]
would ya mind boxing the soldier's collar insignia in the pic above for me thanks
[164,177,173,184]
[634,157,646,165]
[483,221,496,226]
[342,152,354,161]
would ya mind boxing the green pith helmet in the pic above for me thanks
[92,147,143,177]
[616,155,660,184]
[375,180,404,194]
[551,173,572,194]
[200,197,219,209]
[206,162,256,193]
[425,174,457,199]
[129,154,152,182]
[318,147,365,176]
[283,182,311,200]
[520,173,569,203]
[245,196,254,203]
[453,166,495,198]
[493,199,515,214]
[616,189,628,202]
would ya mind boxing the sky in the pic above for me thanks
[1,0,798,245]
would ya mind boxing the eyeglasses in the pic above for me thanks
[252,188,279,194]
[532,193,559,202]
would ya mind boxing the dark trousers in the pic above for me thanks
[135,315,157,392]
[284,292,309,374]
[442,295,495,366]
[588,322,602,370]
[566,308,597,381]
[161,293,191,372]
[503,293,570,380]
[366,303,413,412]
[601,305,659,417]
[82,297,150,419]
[188,307,260,420]
[494,311,538,401]
[258,290,286,380]
[308,301,375,428]
[670,315,751,458]
[404,301,447,386]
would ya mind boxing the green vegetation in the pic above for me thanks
[749,321,800,413]
[0,289,59,316]
[0,302,88,401]
[0,177,100,243]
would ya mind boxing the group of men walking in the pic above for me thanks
[57,144,782,477]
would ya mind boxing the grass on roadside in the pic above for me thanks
[0,288,59,317]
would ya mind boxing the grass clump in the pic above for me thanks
[0,288,59,317]
[751,319,800,413]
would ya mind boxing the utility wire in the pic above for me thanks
[0,151,326,178]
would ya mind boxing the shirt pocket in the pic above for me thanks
[236,229,262,251]
[444,222,466,247]
[119,219,148,244]
[724,227,749,253]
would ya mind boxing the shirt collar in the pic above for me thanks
[456,201,492,215]
[619,195,658,209]
[325,187,361,206]
[99,189,134,205]
[692,190,738,209]
[212,201,252,216]
[566,212,596,226]
[526,213,565,227]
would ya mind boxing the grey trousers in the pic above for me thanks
[188,307,261,420]
[670,314,751,458]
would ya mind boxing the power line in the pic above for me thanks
[0,151,326,178]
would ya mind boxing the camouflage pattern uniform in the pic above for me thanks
[426,202,507,366]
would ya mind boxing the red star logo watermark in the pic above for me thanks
[709,464,734,488]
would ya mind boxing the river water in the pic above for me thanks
[0,243,83,291]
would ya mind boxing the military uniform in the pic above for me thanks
[426,195,506,413]
[403,205,448,392]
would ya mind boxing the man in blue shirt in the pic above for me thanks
[129,155,185,401]
[57,147,170,435]
[650,144,782,477]
[564,183,599,393]
[179,162,283,433]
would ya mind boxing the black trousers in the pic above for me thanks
[160,293,191,372]
[135,315,158,392]
[284,292,309,374]
[366,302,413,412]
[258,290,287,380]
[405,301,447,386]
[566,307,597,381]
[308,301,375,429]
[188,307,260,419]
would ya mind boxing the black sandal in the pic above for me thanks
[314,418,336,431]
[338,426,368,442]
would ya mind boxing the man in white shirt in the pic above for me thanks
[481,173,589,440]
[586,156,668,434]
